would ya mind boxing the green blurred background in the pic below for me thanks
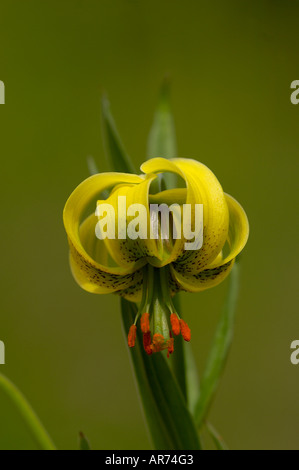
[0,0,299,450]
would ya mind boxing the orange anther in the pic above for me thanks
[151,333,165,353]
[143,331,152,355]
[170,313,181,336]
[167,337,174,358]
[140,312,150,333]
[180,319,191,342]
[128,325,137,348]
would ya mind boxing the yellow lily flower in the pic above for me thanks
[63,157,249,357]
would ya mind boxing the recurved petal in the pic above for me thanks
[79,213,147,274]
[69,215,145,294]
[147,188,187,267]
[64,172,143,240]
[142,158,229,271]
[116,276,144,302]
[96,174,163,268]
[68,213,145,294]
[64,172,146,293]
[170,193,249,293]
[170,260,234,293]
[69,240,143,294]
[208,193,249,268]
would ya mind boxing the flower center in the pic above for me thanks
[127,265,191,357]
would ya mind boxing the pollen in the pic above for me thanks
[127,325,137,348]
[150,333,174,357]
[170,313,181,335]
[143,331,153,355]
[151,334,166,353]
[140,312,150,333]
[180,319,191,342]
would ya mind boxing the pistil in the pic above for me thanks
[127,265,191,356]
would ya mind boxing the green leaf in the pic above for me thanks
[0,373,56,450]
[147,78,177,160]
[206,422,229,450]
[101,94,136,174]
[86,155,99,176]
[121,299,201,450]
[147,79,178,191]
[183,341,201,416]
[79,431,91,450]
[194,262,240,428]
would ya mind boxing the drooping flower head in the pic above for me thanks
[63,158,249,356]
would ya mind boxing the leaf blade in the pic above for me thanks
[147,80,178,191]
[101,95,136,174]
[147,79,177,159]
[79,432,91,450]
[0,373,56,450]
[86,155,99,176]
[206,422,229,450]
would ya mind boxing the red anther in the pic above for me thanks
[143,331,152,355]
[140,312,150,333]
[180,319,191,342]
[128,325,137,348]
[167,338,174,358]
[151,334,165,353]
[170,313,181,336]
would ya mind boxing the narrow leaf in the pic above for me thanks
[87,155,99,176]
[147,79,178,191]
[79,431,91,450]
[101,95,136,174]
[206,422,229,450]
[194,261,240,428]
[183,341,201,416]
[147,78,177,159]
[0,373,56,450]
[121,299,201,450]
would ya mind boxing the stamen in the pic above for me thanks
[140,312,150,333]
[128,325,137,348]
[167,331,174,358]
[143,331,153,355]
[170,313,181,336]
[180,319,191,342]
[151,334,166,353]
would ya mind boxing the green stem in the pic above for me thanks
[0,373,56,450]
